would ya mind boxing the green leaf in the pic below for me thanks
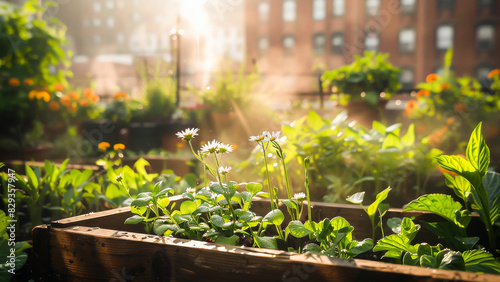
[421,221,468,251]
[131,195,153,207]
[438,251,465,271]
[444,174,471,204]
[282,199,298,210]
[346,191,364,204]
[348,238,374,256]
[436,156,482,190]
[420,255,437,268]
[303,243,322,255]
[180,201,197,215]
[402,252,419,266]
[367,187,391,220]
[399,217,420,242]
[209,182,224,194]
[215,235,240,246]
[263,209,284,226]
[387,217,402,234]
[401,124,415,146]
[245,182,263,195]
[373,234,412,253]
[463,249,500,274]
[403,194,464,227]
[466,123,490,177]
[124,215,143,224]
[211,215,226,228]
[255,236,287,251]
[25,165,39,191]
[287,220,312,238]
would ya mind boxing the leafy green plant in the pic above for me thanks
[322,51,401,107]
[347,187,391,240]
[0,210,31,280]
[404,123,500,255]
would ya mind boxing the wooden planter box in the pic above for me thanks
[32,198,497,281]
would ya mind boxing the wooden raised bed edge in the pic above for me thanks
[33,198,498,281]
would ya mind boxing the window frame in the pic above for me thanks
[364,30,380,52]
[399,67,415,90]
[332,0,345,17]
[400,0,416,14]
[282,0,297,22]
[399,27,416,54]
[366,0,380,17]
[282,35,295,56]
[331,32,344,55]
[313,0,327,21]
[476,22,496,51]
[313,33,326,56]
[257,1,270,23]
[436,23,454,51]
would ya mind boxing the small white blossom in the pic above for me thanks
[249,134,265,142]
[265,131,281,141]
[200,140,222,154]
[186,187,197,193]
[293,192,306,200]
[218,143,233,154]
[218,166,232,175]
[176,128,200,141]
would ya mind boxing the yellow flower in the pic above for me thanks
[113,143,125,150]
[8,78,20,86]
[28,90,38,100]
[23,78,34,86]
[36,91,51,102]
[98,142,111,151]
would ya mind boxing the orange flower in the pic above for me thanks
[80,99,90,107]
[487,69,500,79]
[68,103,77,113]
[69,91,79,101]
[36,91,51,102]
[28,90,38,100]
[232,144,238,150]
[417,124,426,134]
[53,83,65,91]
[49,101,60,111]
[98,142,111,151]
[113,91,129,101]
[446,117,455,125]
[83,88,96,98]
[60,95,72,107]
[416,89,430,98]
[8,78,20,86]
[440,83,451,91]
[404,100,419,115]
[89,94,100,102]
[113,143,125,150]
[453,102,466,113]
[176,142,185,148]
[23,78,34,86]
[425,73,439,83]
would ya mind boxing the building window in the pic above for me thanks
[478,0,494,8]
[438,0,454,10]
[117,32,125,45]
[476,23,495,51]
[283,35,295,56]
[313,33,326,56]
[364,31,379,52]
[399,28,415,53]
[258,36,269,57]
[93,2,101,12]
[331,33,344,54]
[93,35,101,45]
[107,17,114,28]
[475,65,493,81]
[400,0,416,14]
[258,2,270,22]
[333,0,345,17]
[436,24,454,51]
[93,18,101,27]
[283,0,297,22]
[106,1,114,9]
[313,0,326,21]
[400,68,414,89]
[366,0,380,16]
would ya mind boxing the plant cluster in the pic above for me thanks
[240,111,442,205]
[124,125,500,275]
[322,51,401,107]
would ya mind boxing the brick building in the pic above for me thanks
[245,0,500,96]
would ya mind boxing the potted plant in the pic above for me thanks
[32,125,500,281]
[322,51,401,126]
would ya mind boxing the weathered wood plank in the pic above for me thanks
[33,226,499,281]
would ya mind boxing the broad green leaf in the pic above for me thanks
[420,255,437,268]
[444,174,471,204]
[373,234,412,253]
[346,191,364,204]
[263,209,285,226]
[483,171,500,225]
[307,110,327,131]
[245,182,263,195]
[438,251,465,271]
[211,215,226,228]
[215,235,240,246]
[385,123,401,135]
[287,220,312,238]
[403,194,464,227]
[317,218,334,242]
[466,123,490,177]
[254,236,287,251]
[463,249,500,274]
[180,201,197,215]
[209,182,224,194]
[400,217,420,241]
[436,155,482,190]
[372,120,386,135]
[348,238,374,256]
[402,252,419,266]
[124,215,143,224]
[381,133,402,149]
[401,124,415,146]
[303,243,322,255]
[387,217,402,234]
[367,187,391,219]
[282,199,298,210]
[25,165,38,191]
[131,195,153,207]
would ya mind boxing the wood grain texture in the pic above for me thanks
[33,198,496,281]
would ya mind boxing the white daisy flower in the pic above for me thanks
[249,134,265,142]
[293,192,306,200]
[176,128,200,141]
[267,131,281,141]
[218,166,232,175]
[200,140,221,154]
[218,143,234,154]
